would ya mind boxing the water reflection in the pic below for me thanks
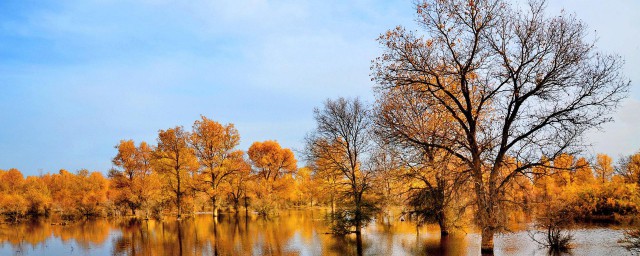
[0,210,630,255]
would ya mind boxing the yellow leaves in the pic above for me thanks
[248,140,297,182]
[596,153,614,184]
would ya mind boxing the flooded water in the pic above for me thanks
[0,210,631,255]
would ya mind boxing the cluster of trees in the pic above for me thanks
[0,116,302,221]
[108,116,299,219]
[0,168,108,221]
[0,0,633,254]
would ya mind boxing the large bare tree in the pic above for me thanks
[305,97,376,234]
[372,0,629,252]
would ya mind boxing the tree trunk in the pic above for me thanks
[212,196,219,217]
[354,191,362,234]
[244,196,249,216]
[481,228,495,254]
[438,211,449,236]
[176,167,182,219]
[330,192,335,216]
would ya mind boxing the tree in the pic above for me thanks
[111,140,142,215]
[311,154,344,215]
[574,157,595,186]
[225,157,252,213]
[110,140,161,217]
[247,140,297,215]
[0,169,28,221]
[617,150,640,185]
[595,153,614,185]
[190,116,242,217]
[372,0,629,252]
[305,97,376,234]
[23,175,51,215]
[248,140,296,182]
[154,126,198,219]
[75,170,109,216]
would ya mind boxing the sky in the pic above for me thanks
[0,0,638,176]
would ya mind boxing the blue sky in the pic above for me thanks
[1,0,638,176]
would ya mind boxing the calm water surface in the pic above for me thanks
[0,210,631,255]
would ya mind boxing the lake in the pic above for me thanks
[0,209,632,255]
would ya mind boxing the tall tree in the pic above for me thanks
[190,116,242,217]
[372,0,629,252]
[305,97,376,234]
[154,126,198,219]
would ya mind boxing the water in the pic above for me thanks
[0,210,631,255]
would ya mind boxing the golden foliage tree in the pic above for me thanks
[596,153,614,185]
[248,140,297,215]
[154,126,198,218]
[190,116,243,217]
[110,140,162,217]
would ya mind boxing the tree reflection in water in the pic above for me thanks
[0,210,630,255]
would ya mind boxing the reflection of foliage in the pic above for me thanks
[620,228,640,253]
[329,203,378,235]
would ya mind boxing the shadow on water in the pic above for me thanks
[0,210,631,255]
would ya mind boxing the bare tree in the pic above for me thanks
[305,97,376,234]
[372,0,629,252]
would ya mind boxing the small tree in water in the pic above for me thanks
[306,97,378,234]
[529,206,574,254]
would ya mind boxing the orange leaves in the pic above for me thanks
[248,140,297,182]
[191,116,240,167]
[596,153,614,184]
[154,126,199,175]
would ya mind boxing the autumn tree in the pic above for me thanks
[23,175,51,215]
[154,126,198,219]
[575,157,595,186]
[311,155,344,215]
[190,116,243,217]
[110,140,161,217]
[373,0,629,252]
[617,150,640,185]
[305,97,377,234]
[368,146,405,223]
[45,169,80,217]
[595,153,614,185]
[294,166,322,207]
[75,169,109,216]
[225,157,252,214]
[248,140,297,215]
[0,169,28,221]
